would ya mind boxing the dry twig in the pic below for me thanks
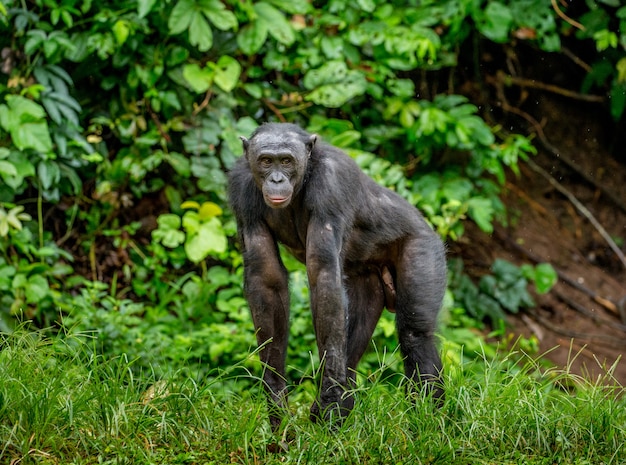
[497,71,604,103]
[262,99,287,122]
[551,0,585,32]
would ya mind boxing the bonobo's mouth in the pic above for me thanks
[267,195,290,207]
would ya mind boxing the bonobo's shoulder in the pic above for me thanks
[228,156,251,184]
[227,158,258,209]
[312,141,360,173]
[308,147,360,192]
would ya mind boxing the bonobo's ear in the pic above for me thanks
[306,134,317,157]
[240,136,250,159]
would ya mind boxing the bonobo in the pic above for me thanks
[228,123,446,428]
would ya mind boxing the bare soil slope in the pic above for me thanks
[453,94,626,383]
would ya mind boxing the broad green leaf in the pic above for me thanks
[221,127,245,156]
[184,217,227,262]
[198,202,222,219]
[0,96,52,153]
[467,197,495,233]
[399,107,415,128]
[41,92,81,126]
[38,160,61,190]
[616,57,626,83]
[0,160,17,178]
[442,178,472,202]
[213,56,241,92]
[0,206,26,236]
[164,152,191,177]
[236,116,259,137]
[196,166,227,192]
[24,275,50,303]
[254,2,295,46]
[478,2,513,43]
[6,94,47,120]
[157,213,181,229]
[24,30,46,56]
[320,36,343,59]
[356,0,376,13]
[243,83,263,98]
[303,60,348,89]
[181,200,201,210]
[387,78,415,98]
[112,20,130,45]
[0,213,8,237]
[182,63,214,93]
[237,20,268,55]
[306,74,367,107]
[169,0,195,34]
[303,61,367,107]
[593,29,618,52]
[201,0,237,31]
[34,246,60,257]
[14,121,53,153]
[265,0,311,14]
[184,119,220,154]
[43,36,61,59]
[457,115,495,148]
[492,259,522,283]
[153,214,185,248]
[138,0,157,18]
[2,153,35,190]
[329,130,361,148]
[189,13,213,51]
[533,263,558,294]
[158,229,185,248]
[182,211,201,236]
[417,107,450,136]
[610,82,626,120]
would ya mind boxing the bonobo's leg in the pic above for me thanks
[345,270,385,383]
[242,230,290,431]
[310,269,384,420]
[395,233,447,402]
[306,238,348,423]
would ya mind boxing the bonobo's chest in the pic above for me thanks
[265,208,308,261]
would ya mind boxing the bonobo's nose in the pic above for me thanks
[269,172,285,184]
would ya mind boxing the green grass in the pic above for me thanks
[1,330,625,465]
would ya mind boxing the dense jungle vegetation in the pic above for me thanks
[1,0,626,463]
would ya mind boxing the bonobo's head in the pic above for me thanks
[241,123,317,209]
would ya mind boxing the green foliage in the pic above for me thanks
[449,258,557,324]
[152,201,228,263]
[577,3,626,120]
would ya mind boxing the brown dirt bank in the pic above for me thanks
[452,92,626,384]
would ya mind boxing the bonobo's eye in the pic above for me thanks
[259,157,272,168]
[280,157,292,166]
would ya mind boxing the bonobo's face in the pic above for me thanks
[242,128,316,209]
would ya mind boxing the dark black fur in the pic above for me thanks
[228,123,446,428]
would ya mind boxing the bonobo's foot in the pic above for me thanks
[310,393,354,425]
[406,373,445,408]
[267,400,290,433]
